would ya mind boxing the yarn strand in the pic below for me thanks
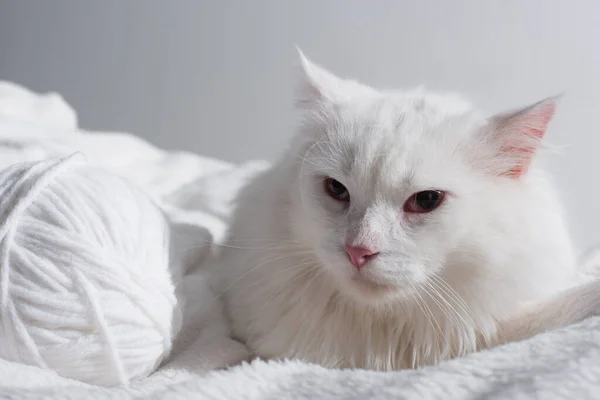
[0,154,179,386]
[73,269,127,385]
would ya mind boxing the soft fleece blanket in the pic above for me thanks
[1,82,600,400]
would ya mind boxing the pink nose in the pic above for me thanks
[344,244,379,269]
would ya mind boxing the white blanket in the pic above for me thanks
[1,81,599,399]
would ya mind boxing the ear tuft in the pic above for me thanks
[296,48,333,107]
[296,46,311,75]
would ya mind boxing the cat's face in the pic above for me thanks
[287,52,556,304]
[290,95,485,302]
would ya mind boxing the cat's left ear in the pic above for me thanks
[487,97,558,178]
[295,48,375,108]
[296,48,347,107]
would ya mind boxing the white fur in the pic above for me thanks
[215,52,582,370]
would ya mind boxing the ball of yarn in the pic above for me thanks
[0,154,181,386]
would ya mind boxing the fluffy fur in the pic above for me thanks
[214,51,593,370]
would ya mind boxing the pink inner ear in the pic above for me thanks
[524,101,556,139]
[504,100,556,178]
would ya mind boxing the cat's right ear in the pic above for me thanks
[484,97,558,178]
[295,48,346,107]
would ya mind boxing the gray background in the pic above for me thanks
[1,1,599,250]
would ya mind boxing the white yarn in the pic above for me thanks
[0,154,181,386]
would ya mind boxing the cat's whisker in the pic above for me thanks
[429,275,490,349]
[257,264,320,315]
[218,237,303,245]
[406,288,428,368]
[218,244,307,252]
[429,275,480,333]
[298,137,330,215]
[427,280,470,354]
[422,280,459,359]
[243,259,320,290]
[300,168,328,179]
[215,251,317,298]
[179,242,307,252]
[300,270,338,356]
[173,238,306,255]
[414,288,442,365]
[210,238,304,249]
[412,285,445,362]
[429,276,470,316]
[422,288,453,363]
[298,264,325,302]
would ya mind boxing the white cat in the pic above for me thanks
[214,51,600,370]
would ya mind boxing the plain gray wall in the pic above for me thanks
[1,1,599,250]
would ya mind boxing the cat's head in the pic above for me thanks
[287,50,558,304]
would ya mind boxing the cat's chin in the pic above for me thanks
[337,272,398,303]
[352,275,394,295]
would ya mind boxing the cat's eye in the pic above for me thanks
[404,190,445,213]
[324,178,350,203]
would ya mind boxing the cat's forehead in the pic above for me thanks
[314,92,482,192]
[329,93,477,153]
[348,91,474,128]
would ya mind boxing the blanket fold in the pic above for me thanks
[0,81,598,400]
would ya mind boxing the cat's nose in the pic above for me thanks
[344,244,379,269]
